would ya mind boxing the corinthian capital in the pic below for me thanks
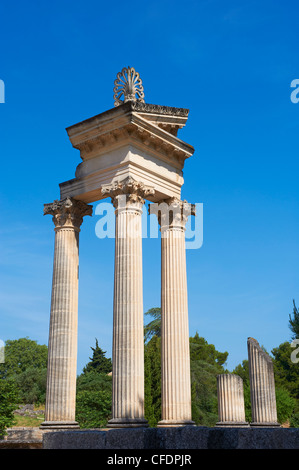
[101,176,155,208]
[44,197,93,230]
[149,197,196,229]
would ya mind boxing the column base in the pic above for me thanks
[157,420,195,428]
[40,421,80,430]
[215,421,250,428]
[107,418,149,428]
[250,422,281,428]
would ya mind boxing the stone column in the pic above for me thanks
[247,337,280,427]
[40,197,92,429]
[216,374,249,427]
[102,177,154,427]
[150,198,195,427]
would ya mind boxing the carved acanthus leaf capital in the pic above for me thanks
[44,197,93,229]
[149,197,196,229]
[101,176,155,208]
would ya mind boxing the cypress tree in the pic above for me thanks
[82,339,112,375]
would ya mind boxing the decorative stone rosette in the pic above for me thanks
[113,66,145,107]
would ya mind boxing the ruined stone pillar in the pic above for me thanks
[216,374,249,427]
[151,198,195,427]
[247,337,280,427]
[102,177,154,427]
[40,198,92,429]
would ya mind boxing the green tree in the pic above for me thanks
[289,300,299,341]
[144,307,161,343]
[143,309,230,427]
[190,360,219,426]
[190,333,228,426]
[0,380,19,438]
[82,339,112,375]
[233,360,249,387]
[190,333,228,368]
[144,308,161,426]
[76,340,113,429]
[275,387,296,424]
[13,368,47,404]
[144,335,161,427]
[77,370,112,394]
[272,341,299,400]
[0,338,48,379]
[290,412,299,427]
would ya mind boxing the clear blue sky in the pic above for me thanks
[0,0,298,374]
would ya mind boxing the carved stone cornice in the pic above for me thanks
[101,176,155,209]
[128,101,189,117]
[149,197,196,229]
[74,122,193,169]
[66,102,194,168]
[44,197,93,230]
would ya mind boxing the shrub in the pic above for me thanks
[75,390,112,428]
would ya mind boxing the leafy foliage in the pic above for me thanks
[272,341,299,400]
[233,360,249,387]
[76,343,113,428]
[0,380,19,438]
[0,338,48,407]
[12,368,47,404]
[290,412,299,427]
[77,370,112,394]
[0,338,48,380]
[190,360,218,426]
[275,388,296,424]
[190,333,228,367]
[144,308,161,343]
[2,296,299,431]
[143,308,229,427]
[190,333,228,426]
[76,390,111,428]
[144,335,161,427]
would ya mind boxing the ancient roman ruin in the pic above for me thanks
[216,338,280,427]
[216,374,248,427]
[41,67,195,429]
[40,67,280,430]
[247,337,280,427]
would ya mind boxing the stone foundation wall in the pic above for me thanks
[0,427,43,449]
[43,427,299,449]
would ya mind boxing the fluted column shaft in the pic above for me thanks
[216,374,248,427]
[102,178,154,427]
[41,198,92,429]
[151,198,195,427]
[248,337,280,427]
